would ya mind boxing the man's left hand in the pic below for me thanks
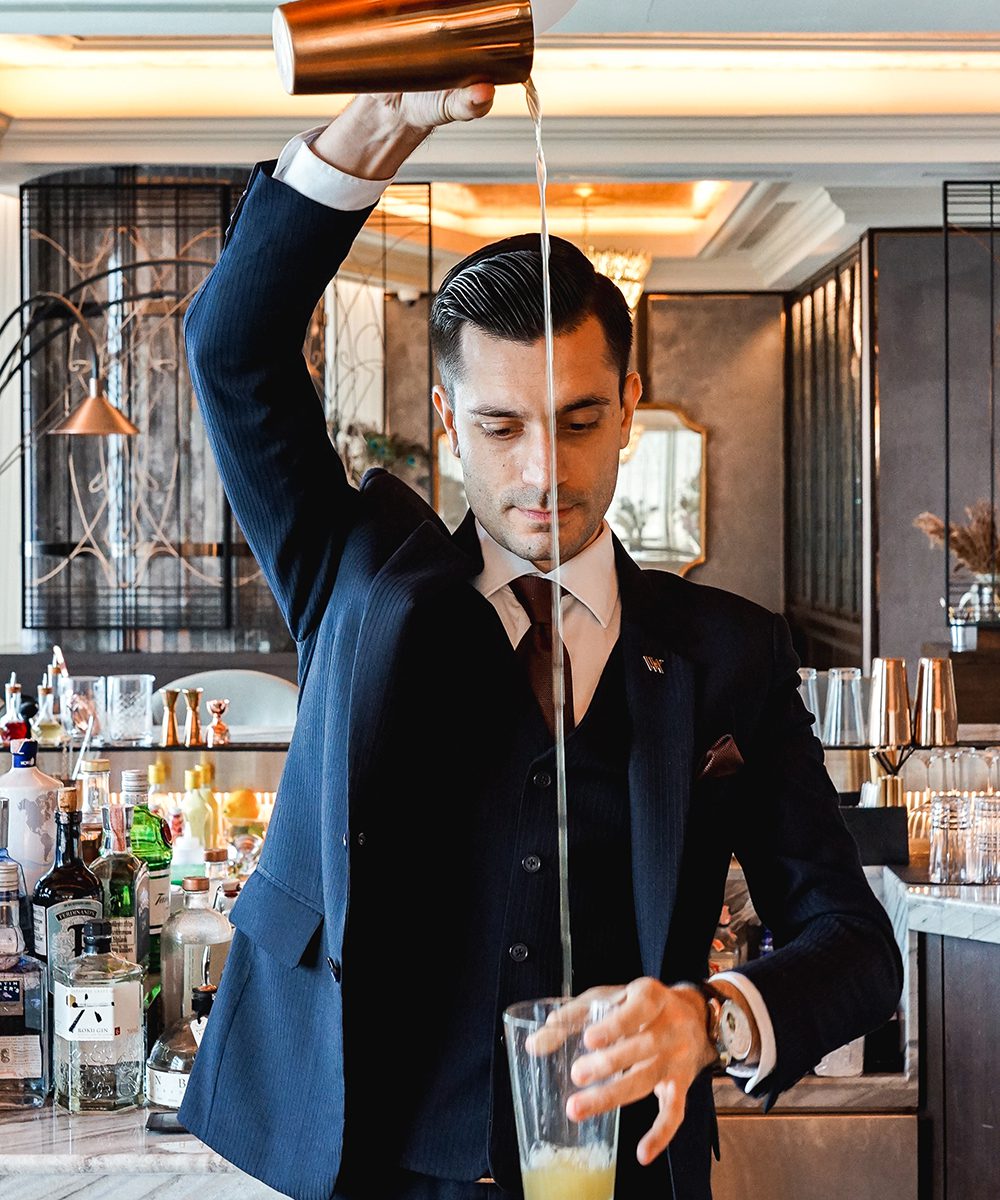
[565,978,720,1166]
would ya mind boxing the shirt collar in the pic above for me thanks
[473,517,619,630]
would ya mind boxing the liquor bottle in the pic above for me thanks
[30,682,64,749]
[160,877,231,1030]
[196,761,223,849]
[0,861,49,1107]
[180,769,210,851]
[203,848,229,908]
[124,770,171,973]
[77,758,111,867]
[145,983,216,1109]
[31,786,102,994]
[0,681,29,746]
[0,739,60,901]
[53,919,144,1111]
[146,761,168,818]
[92,804,150,970]
[0,799,34,952]
[213,879,241,916]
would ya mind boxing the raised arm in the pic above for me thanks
[183,87,494,642]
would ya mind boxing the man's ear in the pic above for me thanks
[619,371,643,449]
[433,384,461,457]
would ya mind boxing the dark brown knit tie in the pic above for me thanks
[509,575,575,736]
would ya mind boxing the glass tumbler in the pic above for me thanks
[821,667,866,747]
[106,674,155,745]
[504,996,621,1200]
[57,675,106,744]
[797,668,822,737]
[968,795,1000,885]
[929,791,972,884]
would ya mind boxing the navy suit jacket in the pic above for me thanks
[176,162,903,1200]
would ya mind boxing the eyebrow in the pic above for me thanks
[467,395,614,419]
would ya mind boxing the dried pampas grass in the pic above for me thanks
[914,500,1000,576]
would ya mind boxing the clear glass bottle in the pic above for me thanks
[203,848,229,908]
[196,761,222,849]
[78,759,111,868]
[123,770,171,972]
[53,919,144,1111]
[31,786,103,993]
[0,861,49,1107]
[145,983,216,1109]
[0,799,34,952]
[92,804,150,970]
[30,683,64,749]
[181,769,210,851]
[0,682,29,747]
[160,877,231,1030]
[146,761,168,818]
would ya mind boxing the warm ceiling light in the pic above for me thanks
[585,246,652,312]
[50,376,139,437]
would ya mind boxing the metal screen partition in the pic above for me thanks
[17,170,433,654]
[785,248,865,667]
[943,183,1000,629]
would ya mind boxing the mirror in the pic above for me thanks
[433,402,707,575]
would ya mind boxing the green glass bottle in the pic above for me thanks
[92,802,150,971]
[121,770,171,972]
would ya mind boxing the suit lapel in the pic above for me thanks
[615,538,696,979]
[347,514,479,798]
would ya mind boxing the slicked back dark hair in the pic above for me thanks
[430,233,633,397]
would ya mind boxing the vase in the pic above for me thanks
[957,575,1000,622]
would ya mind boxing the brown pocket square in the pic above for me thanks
[696,734,744,781]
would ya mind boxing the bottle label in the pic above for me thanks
[0,1036,42,1080]
[32,904,47,958]
[45,900,103,990]
[191,1015,208,1048]
[109,917,137,962]
[146,1065,189,1108]
[147,869,170,937]
[54,981,142,1043]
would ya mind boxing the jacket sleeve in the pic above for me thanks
[730,614,904,1108]
[184,160,374,642]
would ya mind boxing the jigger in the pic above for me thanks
[273,0,536,95]
[868,657,914,784]
[913,657,959,747]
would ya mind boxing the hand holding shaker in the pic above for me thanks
[271,0,577,95]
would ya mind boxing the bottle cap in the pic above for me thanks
[204,849,228,863]
[199,761,216,784]
[5,682,21,695]
[221,880,241,895]
[0,861,20,892]
[191,984,217,1018]
[38,684,52,697]
[182,876,210,892]
[147,762,166,786]
[11,740,37,768]
[80,920,113,951]
[184,769,199,791]
[57,785,82,814]
[80,758,111,773]
[120,768,148,795]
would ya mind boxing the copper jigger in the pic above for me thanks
[182,687,205,748]
[272,0,534,95]
[913,657,959,747]
[160,687,180,748]
[868,657,914,778]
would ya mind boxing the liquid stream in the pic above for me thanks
[525,76,572,1001]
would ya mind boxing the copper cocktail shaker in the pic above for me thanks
[273,0,536,95]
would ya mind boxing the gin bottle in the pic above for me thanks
[122,770,171,972]
[0,739,60,901]
[92,804,150,969]
[53,919,144,1111]
[0,799,34,951]
[32,786,103,992]
[145,983,216,1109]
[0,861,49,1107]
[160,877,231,1029]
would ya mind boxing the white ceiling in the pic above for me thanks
[2,3,1000,288]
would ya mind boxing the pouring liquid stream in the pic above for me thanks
[525,75,572,1001]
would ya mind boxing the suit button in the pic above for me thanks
[326,956,342,982]
[356,832,366,847]
[522,855,542,874]
[342,833,348,849]
[509,943,529,963]
[532,771,551,788]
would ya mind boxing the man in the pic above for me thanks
[178,83,902,1200]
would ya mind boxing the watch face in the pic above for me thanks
[720,999,754,1061]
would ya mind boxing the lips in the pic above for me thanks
[518,508,573,522]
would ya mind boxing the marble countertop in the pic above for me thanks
[882,865,1000,946]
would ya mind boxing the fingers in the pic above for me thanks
[637,1080,686,1166]
[444,82,496,123]
[582,977,663,1050]
[523,986,626,1056]
[571,1029,660,1087]
[567,1056,662,1121]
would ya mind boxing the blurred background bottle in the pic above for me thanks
[160,876,231,1029]
[124,770,171,972]
[0,860,49,1108]
[0,740,60,906]
[78,759,111,867]
[92,803,150,970]
[0,799,33,951]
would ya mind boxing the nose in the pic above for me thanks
[520,427,551,491]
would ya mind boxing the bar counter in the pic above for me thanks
[0,865,993,1200]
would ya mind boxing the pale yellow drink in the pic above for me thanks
[521,1148,616,1200]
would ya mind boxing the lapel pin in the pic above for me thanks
[643,656,665,675]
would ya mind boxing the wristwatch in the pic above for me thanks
[694,981,754,1067]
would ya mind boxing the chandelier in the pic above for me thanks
[574,185,652,313]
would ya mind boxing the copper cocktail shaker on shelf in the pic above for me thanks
[273,0,537,95]
[866,657,912,807]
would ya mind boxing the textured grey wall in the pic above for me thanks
[645,294,786,611]
[872,230,986,669]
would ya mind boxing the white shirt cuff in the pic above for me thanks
[713,971,778,1093]
[272,124,396,211]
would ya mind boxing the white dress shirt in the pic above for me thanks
[274,130,777,1094]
